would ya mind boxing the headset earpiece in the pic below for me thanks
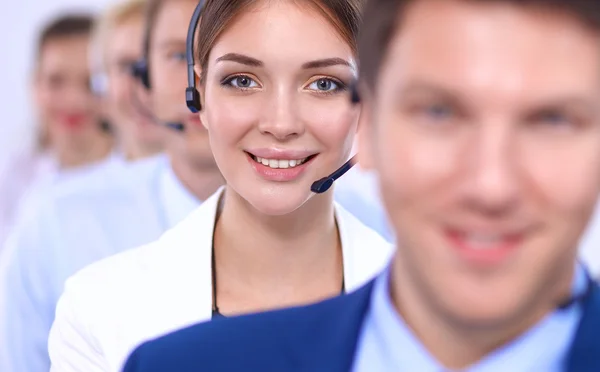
[350,81,361,104]
[131,59,151,90]
[185,1,206,113]
[186,87,201,113]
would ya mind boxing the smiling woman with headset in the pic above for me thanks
[48,0,394,371]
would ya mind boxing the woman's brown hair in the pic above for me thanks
[194,0,363,82]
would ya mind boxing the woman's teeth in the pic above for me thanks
[253,156,309,169]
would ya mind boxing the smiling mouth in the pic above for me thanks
[246,152,317,169]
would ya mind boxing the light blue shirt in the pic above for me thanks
[334,166,394,242]
[0,154,201,372]
[352,265,587,372]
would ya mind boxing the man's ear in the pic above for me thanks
[356,85,376,171]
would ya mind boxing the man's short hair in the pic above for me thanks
[358,0,600,91]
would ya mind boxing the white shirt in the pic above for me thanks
[48,188,395,372]
[0,151,58,247]
[0,154,200,372]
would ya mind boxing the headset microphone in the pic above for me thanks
[129,87,185,132]
[309,82,362,194]
[164,121,185,132]
[311,155,357,194]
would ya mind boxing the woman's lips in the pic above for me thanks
[58,114,87,129]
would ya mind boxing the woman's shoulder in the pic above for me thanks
[334,201,391,246]
[64,195,220,305]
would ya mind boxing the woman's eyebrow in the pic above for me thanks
[301,57,352,69]
[216,53,263,67]
[215,53,353,70]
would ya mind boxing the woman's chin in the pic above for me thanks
[243,188,312,217]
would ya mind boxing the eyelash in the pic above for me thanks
[220,74,347,95]
[305,76,347,95]
[220,74,260,91]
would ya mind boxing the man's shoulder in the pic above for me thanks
[568,282,600,371]
[124,280,376,372]
[51,154,164,201]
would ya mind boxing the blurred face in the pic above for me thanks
[105,15,164,150]
[360,0,600,326]
[35,35,103,150]
[200,0,358,215]
[149,0,213,167]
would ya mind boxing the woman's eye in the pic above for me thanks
[224,75,259,89]
[308,78,341,92]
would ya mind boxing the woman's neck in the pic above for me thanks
[213,187,343,315]
[170,154,224,202]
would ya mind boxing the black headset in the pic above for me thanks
[130,7,153,90]
[183,0,205,113]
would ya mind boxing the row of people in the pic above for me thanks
[121,0,600,369]
[0,0,391,371]
[2,0,600,370]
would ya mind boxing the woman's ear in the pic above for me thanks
[194,65,209,129]
[193,64,202,85]
[193,64,204,92]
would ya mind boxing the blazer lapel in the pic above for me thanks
[276,280,375,372]
[565,283,600,372]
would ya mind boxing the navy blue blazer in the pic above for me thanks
[122,279,600,372]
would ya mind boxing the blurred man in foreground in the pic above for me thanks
[124,0,600,370]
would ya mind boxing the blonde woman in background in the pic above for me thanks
[90,0,166,161]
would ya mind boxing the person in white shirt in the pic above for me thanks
[0,1,223,371]
[47,0,394,371]
[0,14,114,247]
